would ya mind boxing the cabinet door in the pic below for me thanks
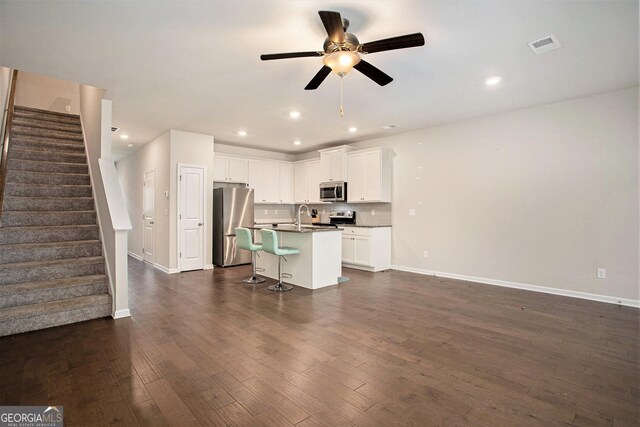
[319,152,332,183]
[228,157,249,183]
[279,163,293,203]
[307,159,323,203]
[248,160,263,202]
[213,154,229,181]
[353,236,372,266]
[364,150,381,201]
[331,152,345,182]
[294,162,309,203]
[262,161,280,203]
[342,235,355,263]
[347,153,365,201]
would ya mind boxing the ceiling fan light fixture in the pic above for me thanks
[323,51,360,75]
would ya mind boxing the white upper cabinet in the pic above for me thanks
[294,159,325,204]
[213,154,248,183]
[248,159,285,204]
[319,146,354,182]
[347,148,391,203]
[279,163,294,204]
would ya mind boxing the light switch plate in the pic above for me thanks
[597,268,606,279]
[409,209,416,216]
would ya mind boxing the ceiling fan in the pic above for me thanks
[260,10,425,90]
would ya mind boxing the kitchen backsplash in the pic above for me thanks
[254,204,295,223]
[255,202,392,226]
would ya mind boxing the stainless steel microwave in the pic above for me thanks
[319,181,347,202]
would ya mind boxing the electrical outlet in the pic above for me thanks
[371,209,376,216]
[263,209,268,215]
[409,209,416,216]
[65,105,71,112]
[597,268,606,279]
[423,251,429,259]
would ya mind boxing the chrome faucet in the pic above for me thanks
[296,204,310,231]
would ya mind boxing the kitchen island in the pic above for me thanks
[251,225,343,290]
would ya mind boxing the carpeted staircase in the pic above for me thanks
[0,106,112,336]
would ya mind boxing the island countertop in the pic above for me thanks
[249,225,343,233]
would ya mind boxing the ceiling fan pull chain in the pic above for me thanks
[340,76,344,118]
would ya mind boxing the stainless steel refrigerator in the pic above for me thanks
[213,187,255,267]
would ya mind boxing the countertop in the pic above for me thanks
[249,225,343,233]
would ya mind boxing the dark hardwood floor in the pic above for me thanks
[0,257,638,426]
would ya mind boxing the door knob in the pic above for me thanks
[198,222,203,226]
[150,221,154,224]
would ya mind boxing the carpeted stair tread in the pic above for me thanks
[0,256,105,285]
[9,133,85,148]
[0,225,99,244]
[14,105,79,120]
[13,109,80,126]
[0,275,108,309]
[12,124,84,141]
[0,255,105,270]
[0,240,102,264]
[0,274,107,297]
[0,294,112,336]
[9,147,86,163]
[6,170,90,185]
[3,196,95,211]
[1,210,96,227]
[4,183,92,198]
[8,158,88,174]
[12,117,82,133]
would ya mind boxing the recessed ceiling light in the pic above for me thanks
[485,76,502,86]
[120,134,129,140]
[127,143,133,148]
[238,130,247,137]
[293,140,302,145]
[289,111,301,119]
[348,127,358,133]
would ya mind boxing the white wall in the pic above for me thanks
[117,129,215,272]
[169,130,215,270]
[0,66,11,113]
[15,70,79,114]
[116,131,171,269]
[345,87,638,303]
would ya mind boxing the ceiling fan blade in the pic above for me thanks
[353,60,393,86]
[360,33,425,54]
[305,66,332,90]
[260,51,324,61]
[318,10,345,43]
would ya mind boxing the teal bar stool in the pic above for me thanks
[235,227,266,284]
[260,229,300,292]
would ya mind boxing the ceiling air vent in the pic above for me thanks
[111,126,120,132]
[528,35,561,54]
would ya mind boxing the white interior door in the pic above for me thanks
[179,165,205,271]
[143,170,155,263]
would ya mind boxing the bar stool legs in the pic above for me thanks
[268,256,293,292]
[243,251,266,284]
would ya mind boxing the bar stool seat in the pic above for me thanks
[260,229,300,292]
[235,227,265,284]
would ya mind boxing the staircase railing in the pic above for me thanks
[0,69,18,222]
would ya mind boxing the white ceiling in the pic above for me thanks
[1,1,638,161]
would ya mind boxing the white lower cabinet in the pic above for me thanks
[341,226,391,272]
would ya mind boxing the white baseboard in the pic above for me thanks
[154,263,179,274]
[112,309,131,319]
[127,251,143,261]
[204,264,214,270]
[390,265,640,308]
